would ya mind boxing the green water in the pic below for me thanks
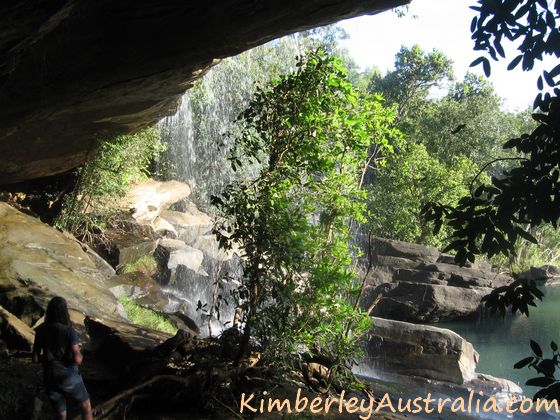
[438,286,560,395]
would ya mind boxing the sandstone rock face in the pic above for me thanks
[366,317,479,384]
[126,180,191,225]
[371,282,491,322]
[359,237,513,322]
[0,0,406,184]
[0,202,124,325]
[372,237,440,263]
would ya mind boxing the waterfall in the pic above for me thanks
[158,35,303,211]
[155,36,304,336]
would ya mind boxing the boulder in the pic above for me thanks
[0,306,35,351]
[0,202,125,325]
[469,373,523,396]
[168,247,204,273]
[422,262,494,288]
[63,236,116,278]
[366,317,479,384]
[368,282,491,322]
[154,239,206,285]
[192,235,233,262]
[126,180,191,225]
[152,216,178,238]
[160,209,213,245]
[118,240,159,269]
[173,265,211,292]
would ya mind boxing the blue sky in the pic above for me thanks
[338,0,555,111]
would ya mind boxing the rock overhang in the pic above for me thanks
[0,0,408,184]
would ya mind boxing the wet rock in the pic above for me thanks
[469,373,523,396]
[192,235,233,262]
[108,272,164,304]
[173,265,211,291]
[154,239,205,285]
[0,305,35,351]
[118,240,159,269]
[168,247,204,273]
[366,317,479,384]
[163,312,199,336]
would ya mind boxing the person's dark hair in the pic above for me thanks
[45,296,71,325]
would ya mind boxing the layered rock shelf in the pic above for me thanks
[358,236,513,322]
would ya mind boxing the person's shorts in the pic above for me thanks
[44,364,89,413]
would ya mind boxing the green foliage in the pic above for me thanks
[481,278,544,317]
[212,50,396,379]
[422,0,560,297]
[470,0,559,82]
[410,73,536,170]
[119,255,158,276]
[367,141,484,247]
[368,44,454,120]
[365,43,553,271]
[119,296,178,335]
[489,224,560,273]
[427,0,560,266]
[55,127,165,240]
[363,47,523,249]
[422,0,560,398]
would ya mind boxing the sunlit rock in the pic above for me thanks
[126,180,191,225]
[358,236,514,322]
[366,317,479,384]
[160,209,213,245]
[0,202,125,325]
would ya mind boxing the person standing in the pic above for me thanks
[32,296,93,420]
